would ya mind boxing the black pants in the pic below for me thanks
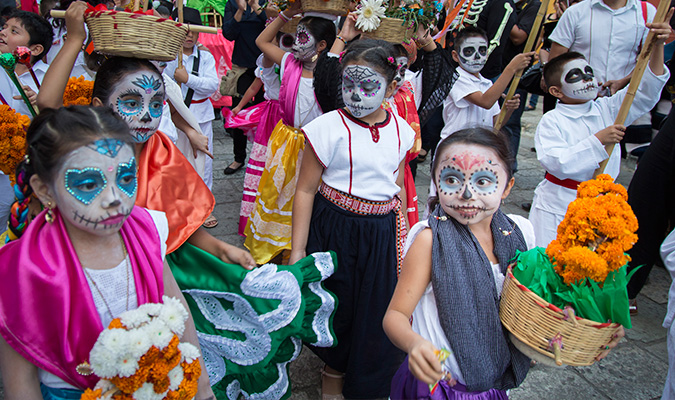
[626,106,675,299]
[230,67,265,164]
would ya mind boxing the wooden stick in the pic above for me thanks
[493,0,551,131]
[593,0,671,177]
[142,0,149,12]
[132,0,140,12]
[177,0,184,66]
[49,10,219,33]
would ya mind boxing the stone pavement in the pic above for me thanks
[0,103,668,399]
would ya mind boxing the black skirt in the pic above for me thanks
[306,193,405,399]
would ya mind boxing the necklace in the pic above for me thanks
[82,233,130,319]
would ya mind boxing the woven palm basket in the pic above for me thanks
[302,0,350,15]
[281,16,301,34]
[85,10,189,61]
[361,17,413,44]
[499,268,621,367]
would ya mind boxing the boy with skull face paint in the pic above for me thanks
[529,15,672,248]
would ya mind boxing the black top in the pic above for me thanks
[221,0,267,69]
[478,0,518,79]
[502,0,541,67]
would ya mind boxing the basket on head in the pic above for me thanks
[281,16,301,34]
[499,268,621,367]
[85,10,189,61]
[361,17,413,44]
[302,0,350,15]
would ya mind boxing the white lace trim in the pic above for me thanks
[311,252,335,280]
[243,264,301,332]
[308,281,336,347]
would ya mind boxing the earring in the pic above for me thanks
[311,53,318,63]
[45,201,54,224]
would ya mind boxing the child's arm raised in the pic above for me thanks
[255,0,302,67]
[232,77,263,115]
[36,1,88,110]
[383,229,444,385]
[464,52,535,110]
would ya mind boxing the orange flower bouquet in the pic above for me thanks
[63,76,94,106]
[499,174,637,366]
[0,104,30,185]
[80,296,201,400]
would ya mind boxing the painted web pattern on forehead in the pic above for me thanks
[87,139,125,158]
[344,65,377,82]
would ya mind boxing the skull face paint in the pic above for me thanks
[54,141,137,236]
[342,65,387,118]
[560,59,599,101]
[107,71,165,143]
[292,24,317,62]
[457,37,488,74]
[394,56,409,87]
[435,144,508,226]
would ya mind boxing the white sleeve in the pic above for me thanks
[146,208,169,260]
[302,112,336,168]
[662,229,675,280]
[186,50,219,98]
[508,214,536,250]
[548,8,576,49]
[450,75,482,108]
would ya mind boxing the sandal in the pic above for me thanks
[416,149,428,163]
[321,366,345,400]
[203,214,218,229]
[629,298,638,315]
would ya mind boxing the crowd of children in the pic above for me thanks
[0,0,672,398]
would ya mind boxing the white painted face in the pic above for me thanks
[292,24,317,62]
[435,143,509,226]
[457,37,488,74]
[107,70,165,143]
[393,56,409,87]
[52,140,137,236]
[342,64,388,118]
[560,58,599,101]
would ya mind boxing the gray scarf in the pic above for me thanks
[429,206,530,392]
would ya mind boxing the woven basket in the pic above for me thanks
[85,10,189,61]
[281,16,301,34]
[302,0,349,15]
[361,17,413,44]
[499,268,621,367]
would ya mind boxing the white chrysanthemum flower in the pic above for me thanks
[132,382,168,400]
[126,329,153,359]
[178,342,201,364]
[355,0,386,32]
[120,308,152,329]
[167,364,184,391]
[137,302,163,318]
[159,296,189,336]
[90,329,129,377]
[145,319,173,349]
[116,351,140,378]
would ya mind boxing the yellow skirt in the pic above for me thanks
[244,120,305,264]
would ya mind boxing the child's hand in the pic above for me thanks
[65,1,88,45]
[507,51,536,74]
[408,338,444,385]
[339,13,361,41]
[220,244,256,270]
[595,124,626,146]
[174,66,189,84]
[286,0,303,16]
[595,326,625,361]
[186,128,213,159]
[502,93,520,112]
[646,8,675,44]
[15,86,37,106]
[231,105,242,115]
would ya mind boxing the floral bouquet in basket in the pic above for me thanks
[80,296,201,400]
[512,174,638,328]
[354,0,440,42]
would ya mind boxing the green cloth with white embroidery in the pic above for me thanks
[168,243,338,399]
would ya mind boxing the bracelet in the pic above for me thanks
[278,12,290,22]
[415,37,433,49]
[336,35,348,45]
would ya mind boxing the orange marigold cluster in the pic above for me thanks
[0,104,30,185]
[62,76,94,106]
[546,174,638,285]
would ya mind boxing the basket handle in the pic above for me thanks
[49,10,219,34]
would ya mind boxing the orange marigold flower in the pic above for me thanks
[0,105,29,184]
[80,388,103,399]
[63,76,94,106]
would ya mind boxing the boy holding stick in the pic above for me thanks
[529,10,673,248]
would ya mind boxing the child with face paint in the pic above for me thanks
[529,13,673,249]
[383,128,624,399]
[245,1,336,264]
[290,39,416,399]
[0,106,215,399]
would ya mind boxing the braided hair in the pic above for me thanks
[7,106,133,242]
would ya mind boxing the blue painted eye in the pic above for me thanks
[438,166,464,194]
[65,168,107,205]
[116,158,138,198]
[117,98,142,116]
[470,170,498,194]
[149,99,163,118]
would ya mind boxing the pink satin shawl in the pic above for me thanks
[279,54,303,126]
[0,206,165,389]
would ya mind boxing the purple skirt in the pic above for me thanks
[390,357,509,400]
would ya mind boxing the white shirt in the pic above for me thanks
[405,215,536,386]
[303,109,416,201]
[549,0,655,83]
[165,45,219,124]
[0,60,48,117]
[256,53,280,101]
[662,229,675,329]
[279,52,322,128]
[531,64,668,216]
[38,209,169,390]
[441,67,499,139]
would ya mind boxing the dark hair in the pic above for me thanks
[6,10,53,62]
[298,16,336,54]
[93,57,164,104]
[340,39,398,84]
[428,127,514,212]
[543,51,586,88]
[453,25,488,50]
[9,106,133,239]
[393,44,408,58]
